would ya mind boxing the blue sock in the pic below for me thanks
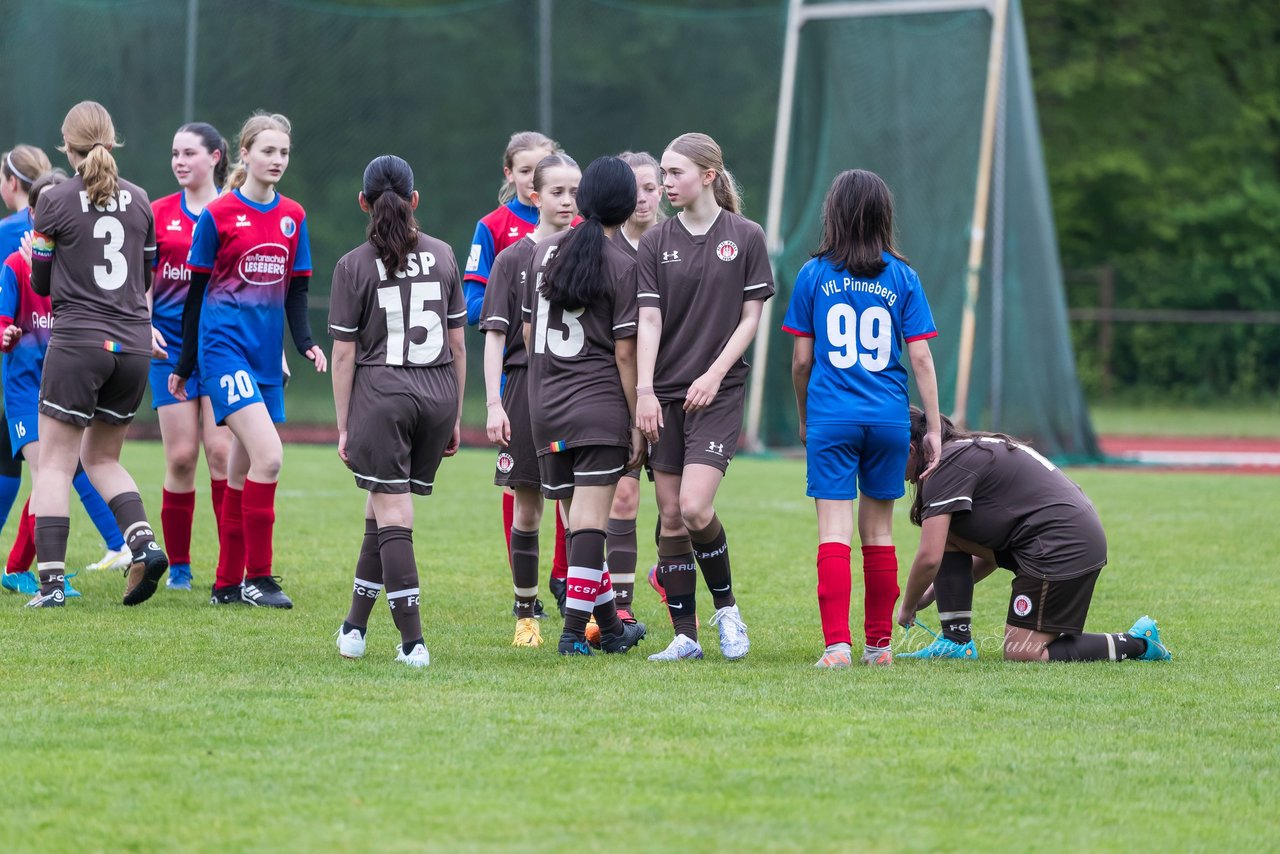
[0,474,20,531]
[73,470,126,551]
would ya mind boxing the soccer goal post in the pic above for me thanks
[746,0,1099,461]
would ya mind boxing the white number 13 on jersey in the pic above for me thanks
[826,304,892,371]
[378,281,443,366]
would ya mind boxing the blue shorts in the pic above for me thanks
[150,358,203,409]
[199,357,286,426]
[7,409,38,458]
[805,422,909,501]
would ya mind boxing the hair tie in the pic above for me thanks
[4,152,34,185]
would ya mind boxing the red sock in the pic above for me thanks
[161,489,196,565]
[502,490,515,566]
[214,487,245,589]
[862,545,900,649]
[6,498,35,573]
[552,504,568,581]
[816,542,853,647]
[241,479,278,579]
[210,478,228,537]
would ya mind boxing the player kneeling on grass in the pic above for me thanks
[522,156,647,656]
[895,407,1171,663]
[330,156,467,668]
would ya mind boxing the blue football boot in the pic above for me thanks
[898,636,978,660]
[1127,615,1172,661]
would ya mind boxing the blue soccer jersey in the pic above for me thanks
[0,250,53,414]
[0,209,30,259]
[783,253,937,426]
[187,189,311,387]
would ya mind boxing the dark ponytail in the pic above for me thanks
[907,405,1021,526]
[540,156,636,311]
[178,122,229,188]
[362,155,419,276]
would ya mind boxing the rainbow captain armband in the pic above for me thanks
[103,340,122,353]
[548,441,567,453]
[31,232,55,262]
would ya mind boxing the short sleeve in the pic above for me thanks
[519,251,537,321]
[327,257,361,342]
[0,259,20,321]
[187,210,220,272]
[142,205,157,263]
[292,216,313,275]
[611,258,639,340]
[782,261,816,337]
[902,267,938,343]
[443,252,467,329]
[919,455,978,519]
[741,224,774,302]
[635,229,661,306]
[463,219,496,285]
[478,249,515,333]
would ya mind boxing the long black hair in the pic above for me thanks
[813,169,907,278]
[362,155,419,276]
[540,156,636,310]
[907,405,1021,526]
[177,122,229,188]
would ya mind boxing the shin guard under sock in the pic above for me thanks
[75,468,126,551]
[241,479,278,579]
[510,527,540,619]
[7,498,35,573]
[605,517,637,608]
[563,529,607,638]
[379,526,421,645]
[214,487,245,589]
[1047,633,1148,662]
[34,516,70,598]
[345,518,383,629]
[816,542,853,648]
[657,533,698,641]
[551,505,569,581]
[935,551,975,643]
[690,515,734,609]
[161,489,197,566]
[862,544,899,649]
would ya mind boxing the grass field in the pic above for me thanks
[0,444,1274,852]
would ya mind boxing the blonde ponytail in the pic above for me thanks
[666,132,742,215]
[59,101,122,208]
[224,111,292,195]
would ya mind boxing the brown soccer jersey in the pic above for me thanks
[635,210,774,400]
[328,233,466,368]
[478,235,537,370]
[522,230,637,454]
[611,229,640,259]
[918,438,1108,580]
[32,175,156,355]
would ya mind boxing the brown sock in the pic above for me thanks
[344,518,382,630]
[379,526,421,645]
[605,517,637,608]
[510,527,539,619]
[657,533,698,641]
[108,492,156,554]
[690,514,734,609]
[34,516,70,598]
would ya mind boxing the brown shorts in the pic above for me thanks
[647,383,745,475]
[1005,568,1100,635]
[39,346,149,427]
[494,367,541,490]
[538,445,629,500]
[345,365,456,495]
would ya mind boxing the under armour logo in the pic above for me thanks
[661,250,681,263]
[708,441,725,455]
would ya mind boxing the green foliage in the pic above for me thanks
[1025,0,1280,400]
[0,444,1275,849]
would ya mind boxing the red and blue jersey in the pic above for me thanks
[187,189,311,385]
[0,250,53,412]
[150,191,199,353]
[783,253,937,427]
[463,198,538,324]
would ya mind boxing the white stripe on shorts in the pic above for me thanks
[40,399,92,420]
[573,464,625,477]
[353,471,409,485]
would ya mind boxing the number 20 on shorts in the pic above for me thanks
[220,370,256,404]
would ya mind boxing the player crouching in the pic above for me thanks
[896,407,1171,663]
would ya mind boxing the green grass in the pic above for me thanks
[1088,400,1280,438]
[0,445,1274,852]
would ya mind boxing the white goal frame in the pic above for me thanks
[745,0,1009,448]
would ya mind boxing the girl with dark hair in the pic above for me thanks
[897,407,1172,663]
[330,155,466,668]
[465,131,574,615]
[636,132,773,662]
[782,168,941,668]
[26,101,168,608]
[149,121,232,591]
[480,152,579,647]
[522,156,646,656]
[169,111,326,609]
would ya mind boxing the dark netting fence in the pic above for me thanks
[0,0,1097,459]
